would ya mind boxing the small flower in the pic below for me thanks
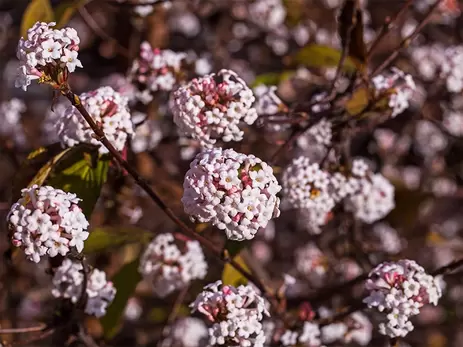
[60,48,82,72]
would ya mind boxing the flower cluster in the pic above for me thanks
[297,119,333,150]
[139,233,208,297]
[0,98,27,146]
[191,280,269,347]
[7,185,89,263]
[372,67,416,117]
[248,0,287,31]
[282,156,335,232]
[321,312,372,346]
[441,46,463,93]
[116,0,171,17]
[280,322,322,347]
[15,21,82,91]
[171,69,258,147]
[129,42,187,104]
[182,148,281,241]
[131,112,163,153]
[51,259,116,317]
[57,86,134,154]
[295,243,328,282]
[253,84,286,116]
[363,259,442,338]
[160,318,209,347]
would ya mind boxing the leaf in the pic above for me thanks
[100,258,142,339]
[345,87,369,116]
[54,0,88,28]
[252,71,295,88]
[224,239,250,258]
[11,143,67,203]
[222,254,250,288]
[291,44,358,73]
[337,0,368,72]
[20,0,54,37]
[282,0,304,27]
[47,146,109,218]
[84,226,152,254]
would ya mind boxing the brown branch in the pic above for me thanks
[0,323,47,334]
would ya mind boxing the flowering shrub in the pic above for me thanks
[139,233,208,297]
[7,185,89,263]
[182,147,281,240]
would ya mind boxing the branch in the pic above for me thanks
[0,323,47,334]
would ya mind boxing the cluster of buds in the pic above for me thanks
[51,259,116,318]
[139,233,208,297]
[129,41,187,104]
[363,259,442,338]
[7,185,89,263]
[57,86,134,154]
[372,68,416,118]
[182,148,281,241]
[191,280,269,347]
[171,69,258,148]
[15,21,82,91]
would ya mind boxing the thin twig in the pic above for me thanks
[0,323,47,334]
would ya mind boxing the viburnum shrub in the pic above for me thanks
[5,0,463,344]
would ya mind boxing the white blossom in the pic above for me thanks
[52,259,116,317]
[139,233,208,297]
[0,98,27,146]
[161,317,209,347]
[182,148,281,241]
[7,185,89,263]
[15,22,82,90]
[171,69,258,148]
[57,86,134,154]
[295,243,328,282]
[131,112,162,153]
[363,259,442,338]
[191,280,269,347]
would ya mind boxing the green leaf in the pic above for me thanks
[54,0,88,28]
[84,226,152,254]
[47,146,109,218]
[100,258,142,339]
[224,239,250,258]
[20,0,54,37]
[222,254,250,288]
[291,44,358,73]
[252,71,295,88]
[11,143,68,203]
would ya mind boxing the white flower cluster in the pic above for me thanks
[295,243,328,281]
[171,69,258,148]
[57,86,134,154]
[139,233,208,297]
[280,322,322,347]
[297,119,333,150]
[42,101,67,145]
[7,185,89,263]
[443,109,463,137]
[253,85,286,116]
[363,259,442,338]
[15,21,82,91]
[182,148,281,241]
[129,41,187,104]
[131,112,162,153]
[372,67,416,117]
[321,312,372,346]
[282,156,335,231]
[51,259,116,318]
[414,120,448,157]
[161,317,209,347]
[191,280,269,347]
[248,0,287,31]
[116,0,171,17]
[0,98,27,146]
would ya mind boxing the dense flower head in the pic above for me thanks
[363,259,442,338]
[321,312,372,346]
[161,317,209,347]
[129,41,187,104]
[15,21,82,91]
[0,98,27,146]
[253,84,286,116]
[131,112,163,153]
[139,233,207,297]
[191,280,269,347]
[248,0,287,31]
[372,67,416,118]
[280,322,322,347]
[282,156,335,231]
[51,259,116,317]
[297,119,333,150]
[57,86,134,154]
[295,243,328,283]
[343,159,395,224]
[182,148,281,241]
[171,69,258,148]
[7,185,89,263]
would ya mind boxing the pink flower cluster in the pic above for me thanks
[182,148,281,240]
[16,21,82,90]
[171,69,258,147]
